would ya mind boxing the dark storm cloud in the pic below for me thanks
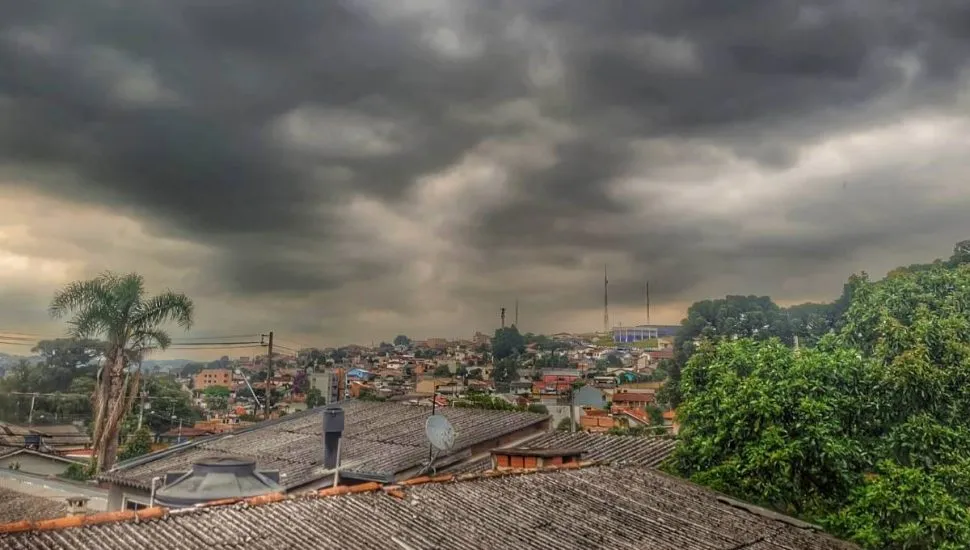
[2,0,970,335]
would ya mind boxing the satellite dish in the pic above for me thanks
[425,415,456,452]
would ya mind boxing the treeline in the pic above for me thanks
[665,240,970,548]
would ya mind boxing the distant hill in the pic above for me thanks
[0,352,41,370]
[140,359,194,372]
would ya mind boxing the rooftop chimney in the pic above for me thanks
[154,457,282,508]
[65,496,89,517]
[490,447,585,471]
[322,405,345,470]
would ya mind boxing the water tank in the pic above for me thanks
[154,457,282,508]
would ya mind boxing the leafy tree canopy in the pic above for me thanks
[669,261,970,548]
[492,326,525,360]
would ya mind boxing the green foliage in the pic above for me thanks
[432,364,452,377]
[305,388,323,408]
[452,394,519,411]
[671,260,970,548]
[62,462,93,482]
[526,403,548,414]
[492,326,525,360]
[203,385,230,397]
[393,335,411,347]
[491,358,518,388]
[135,374,200,435]
[117,427,153,461]
[556,417,575,432]
[823,461,970,549]
[358,389,386,402]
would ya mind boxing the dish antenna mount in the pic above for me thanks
[419,414,456,476]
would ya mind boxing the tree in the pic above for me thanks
[491,358,518,386]
[117,427,153,462]
[393,335,411,347]
[492,326,525,360]
[466,368,483,381]
[49,272,194,472]
[432,364,452,377]
[135,374,199,437]
[202,385,230,414]
[305,388,323,408]
[669,261,970,548]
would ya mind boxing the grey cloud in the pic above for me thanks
[2,1,970,343]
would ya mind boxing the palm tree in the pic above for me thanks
[50,271,193,472]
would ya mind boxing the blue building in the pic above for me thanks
[612,325,659,343]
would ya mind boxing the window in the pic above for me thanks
[123,498,148,511]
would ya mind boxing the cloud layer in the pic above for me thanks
[2,1,970,353]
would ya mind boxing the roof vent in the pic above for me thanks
[154,456,282,508]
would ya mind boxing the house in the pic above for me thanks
[442,431,678,474]
[0,448,85,477]
[192,369,232,391]
[97,400,550,511]
[610,389,655,409]
[0,463,857,549]
[0,423,91,453]
[535,369,582,394]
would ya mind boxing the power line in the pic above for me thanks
[169,334,261,341]
[167,340,262,346]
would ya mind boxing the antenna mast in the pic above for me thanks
[603,265,609,333]
[500,307,506,329]
[646,280,650,325]
[514,299,519,327]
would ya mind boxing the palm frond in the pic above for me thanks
[49,274,115,320]
[114,273,146,320]
[132,291,195,331]
[130,328,173,355]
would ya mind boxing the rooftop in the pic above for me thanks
[100,400,549,490]
[0,488,67,524]
[0,464,856,549]
[442,432,678,474]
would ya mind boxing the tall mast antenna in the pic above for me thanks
[603,265,609,333]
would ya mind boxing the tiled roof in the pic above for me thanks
[0,488,67,524]
[0,464,856,549]
[100,400,548,490]
[442,432,678,474]
[0,423,91,449]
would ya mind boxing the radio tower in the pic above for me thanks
[500,307,506,328]
[603,265,609,333]
[514,299,519,327]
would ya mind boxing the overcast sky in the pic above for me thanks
[1,1,969,358]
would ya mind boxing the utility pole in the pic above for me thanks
[137,391,148,430]
[263,332,274,418]
[27,393,37,425]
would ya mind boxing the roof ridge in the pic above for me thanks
[0,460,599,536]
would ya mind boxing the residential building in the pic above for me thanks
[610,389,656,409]
[309,369,345,404]
[193,369,232,391]
[0,448,85,477]
[0,464,857,549]
[0,423,90,453]
[442,431,678,474]
[97,400,550,511]
[535,369,582,394]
